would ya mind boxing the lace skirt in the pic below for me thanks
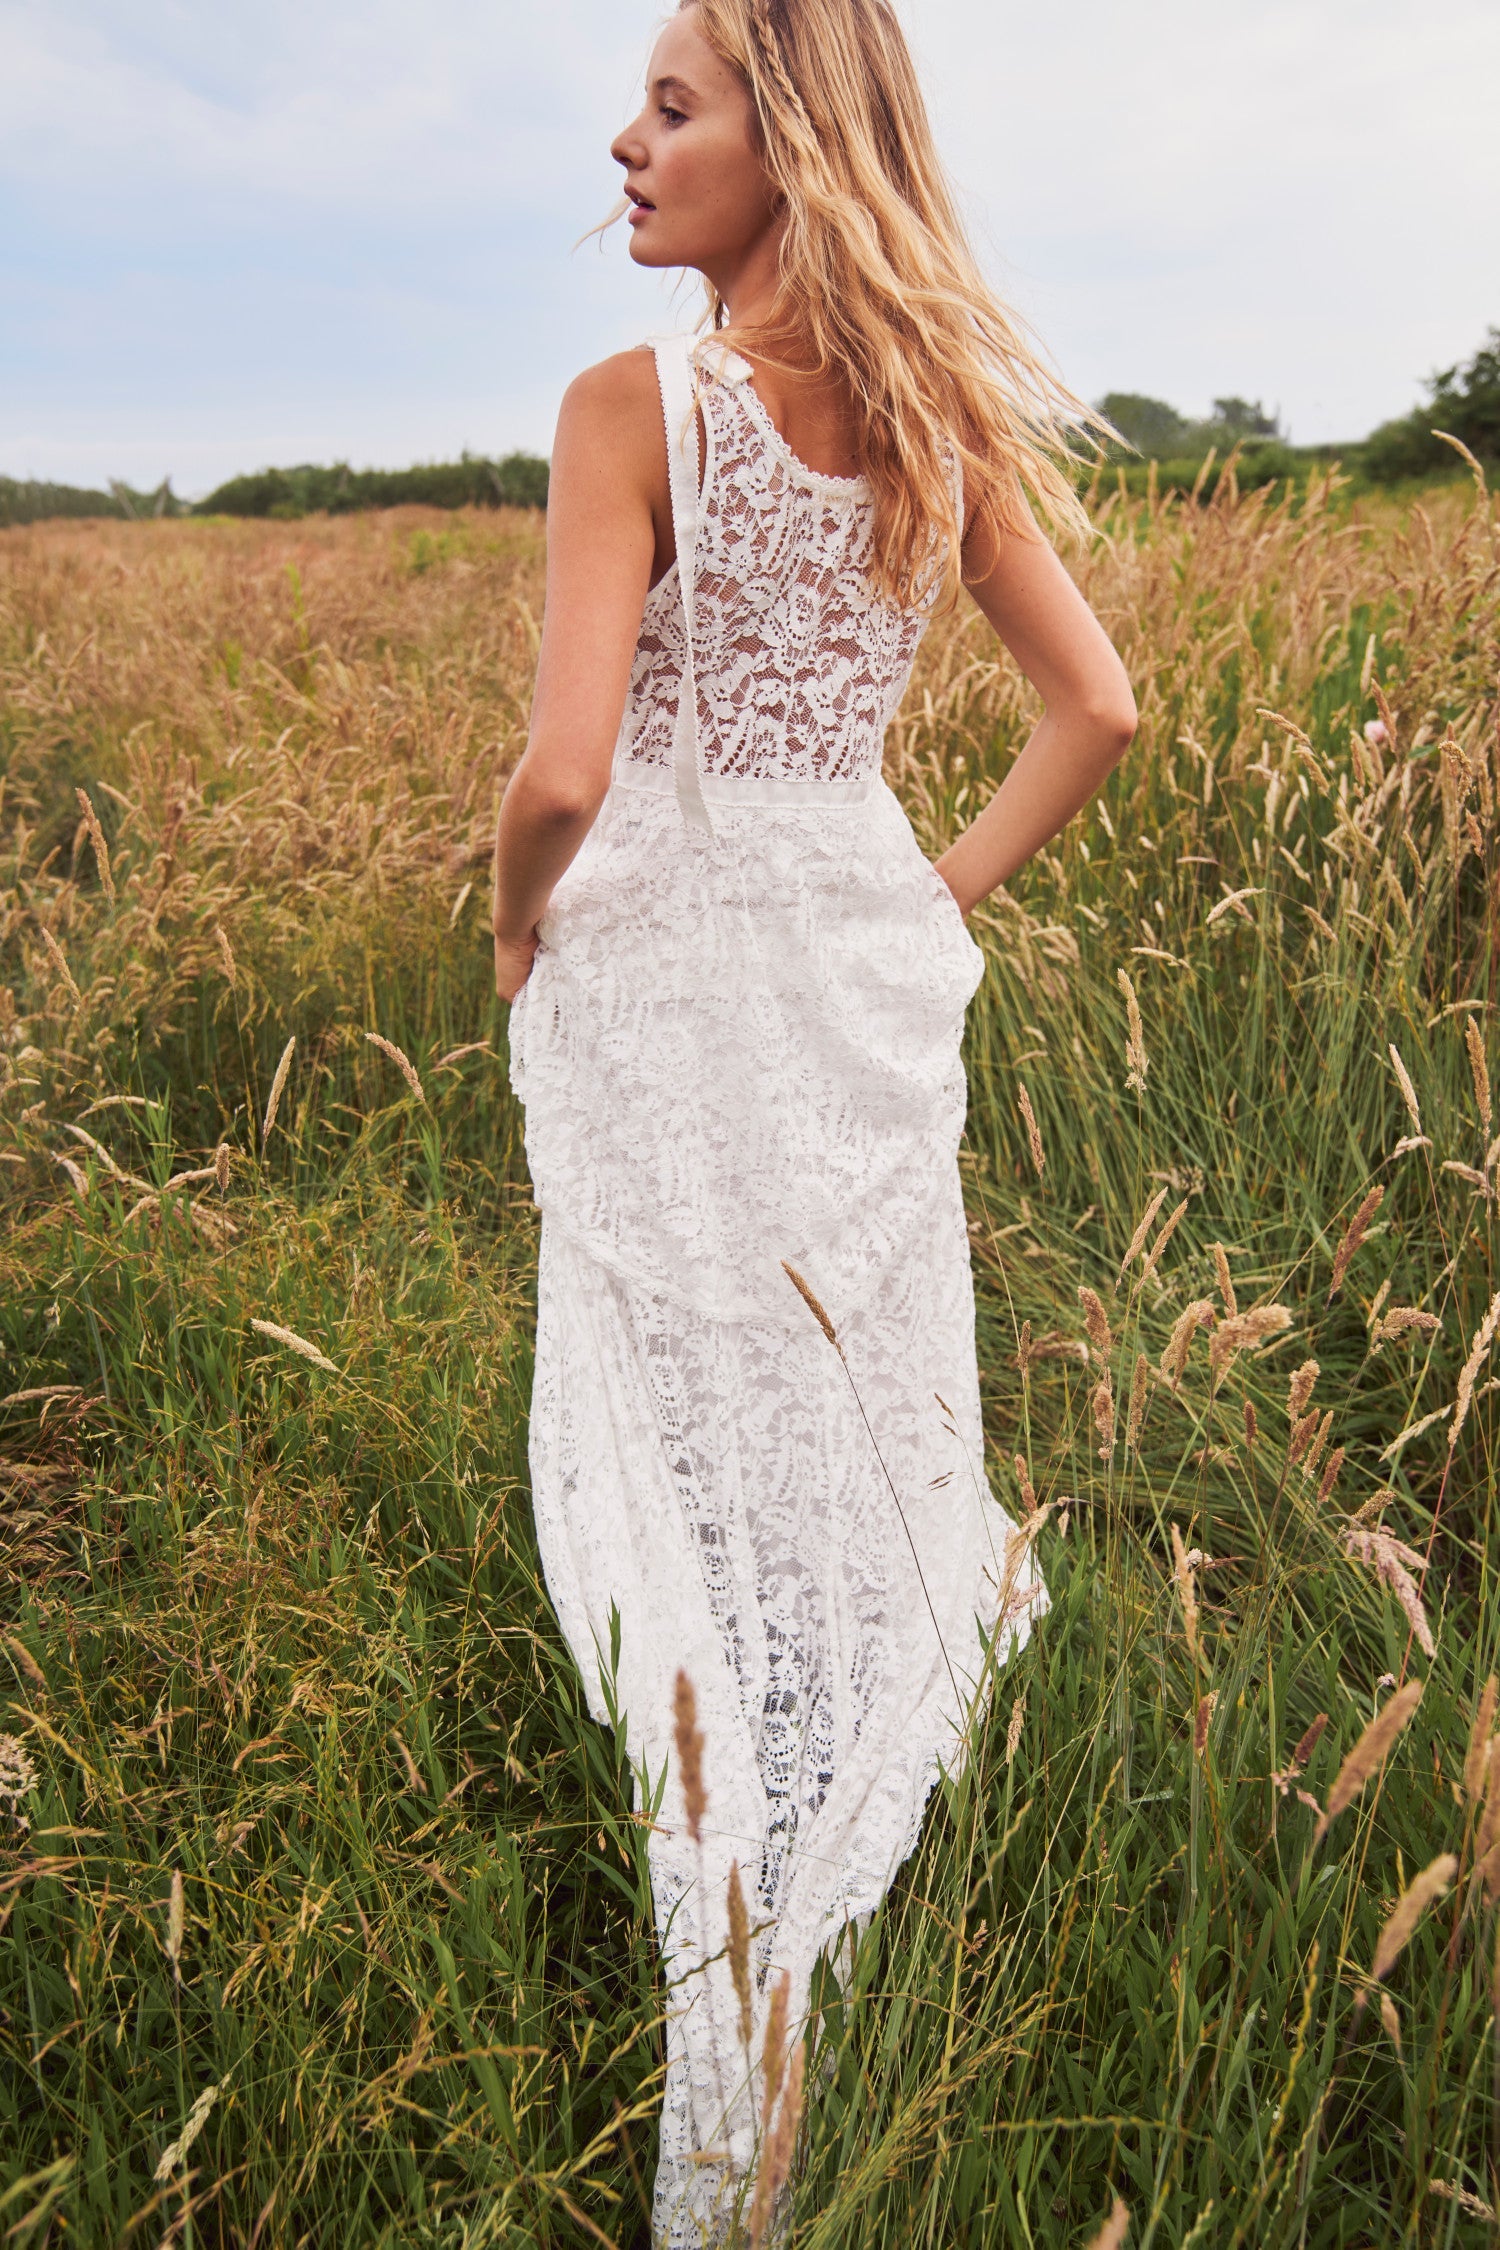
[511,776,1048,2245]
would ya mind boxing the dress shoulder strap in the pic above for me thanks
[652,335,713,839]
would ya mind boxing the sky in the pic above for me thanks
[2,0,1496,497]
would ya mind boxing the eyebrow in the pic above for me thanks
[650,73,697,99]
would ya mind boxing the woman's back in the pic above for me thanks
[620,337,938,795]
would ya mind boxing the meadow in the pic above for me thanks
[0,457,1497,2247]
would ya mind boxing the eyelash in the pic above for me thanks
[660,105,686,125]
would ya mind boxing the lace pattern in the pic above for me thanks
[510,335,1047,2246]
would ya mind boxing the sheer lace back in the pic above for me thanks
[618,341,934,793]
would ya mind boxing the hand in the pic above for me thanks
[493,926,540,1001]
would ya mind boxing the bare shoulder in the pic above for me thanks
[557,348,662,456]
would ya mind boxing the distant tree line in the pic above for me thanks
[1095,326,1499,495]
[4,327,1496,525]
[0,452,548,528]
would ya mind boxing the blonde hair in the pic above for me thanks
[685,0,1100,607]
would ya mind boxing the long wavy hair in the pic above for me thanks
[676,0,1100,607]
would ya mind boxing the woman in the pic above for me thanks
[492,0,1135,2238]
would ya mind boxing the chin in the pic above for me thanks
[627,236,682,270]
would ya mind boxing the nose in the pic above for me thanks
[611,112,647,171]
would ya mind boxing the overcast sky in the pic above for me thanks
[2,0,1496,496]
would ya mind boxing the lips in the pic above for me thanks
[625,185,655,213]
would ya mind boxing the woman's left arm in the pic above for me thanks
[934,509,1137,914]
[491,352,662,999]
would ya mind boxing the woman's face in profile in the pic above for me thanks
[609,7,780,278]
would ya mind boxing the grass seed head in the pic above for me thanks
[1092,1370,1115,1457]
[1017,1082,1045,1176]
[1078,1286,1113,1362]
[1211,1242,1237,1318]
[213,924,237,988]
[1388,1043,1422,1137]
[673,1669,707,1844]
[1464,1675,1496,1803]
[249,1318,338,1375]
[1006,1693,1026,1764]
[782,1262,841,1355]
[1208,1303,1293,1375]
[1288,1359,1320,1420]
[1126,1352,1149,1453]
[74,787,116,905]
[364,1030,427,1106]
[261,1034,296,1145]
[1369,1853,1457,1986]
[1327,1185,1384,1301]
[726,1862,752,2051]
[1119,1185,1169,1279]
[1161,1297,1214,1390]
[1316,1445,1346,1507]
[1117,968,1148,1091]
[1170,1522,1201,1666]
[1451,1288,1500,1456]
[1465,1016,1492,1136]
[1315,1678,1423,1842]
[1139,1197,1189,1286]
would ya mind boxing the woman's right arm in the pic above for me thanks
[492,351,664,1000]
[933,506,1136,915]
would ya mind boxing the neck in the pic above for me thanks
[698,223,804,360]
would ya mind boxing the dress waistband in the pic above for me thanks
[610,753,879,809]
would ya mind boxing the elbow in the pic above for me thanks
[1087,690,1138,770]
[505,758,610,829]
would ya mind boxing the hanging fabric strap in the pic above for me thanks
[653,336,714,838]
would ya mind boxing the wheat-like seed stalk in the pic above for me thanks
[1078,1286,1113,1362]
[1366,1853,1458,1988]
[214,1142,231,1194]
[673,1669,706,1845]
[1288,1359,1319,1420]
[1316,1446,1346,1508]
[1139,1197,1189,1286]
[1012,1454,1036,1515]
[365,1030,427,1105]
[1092,1371,1115,1458]
[726,1862,752,2051]
[1464,1676,1496,1803]
[1206,885,1262,925]
[1117,968,1148,1091]
[74,787,116,904]
[1465,1017,1493,1136]
[1119,1185,1169,1279]
[1388,1043,1422,1136]
[1170,1522,1200,1666]
[1451,1288,1500,1456]
[759,1966,789,2136]
[1302,1409,1334,1481]
[164,1869,184,1983]
[262,1035,295,1144]
[213,925,237,988]
[1242,1399,1258,1452]
[1327,1185,1384,1301]
[1342,1524,1432,1658]
[1211,1243,1237,1319]
[782,1262,841,1355]
[1208,1304,1292,1375]
[1314,1678,1423,1843]
[1017,1082,1045,1176]
[1429,2182,1499,2223]
[1126,1352,1149,1453]
[39,924,81,1003]
[153,2080,220,2182]
[1378,1992,1401,2053]
[1194,1690,1216,1758]
[1006,1693,1026,1764]
[1370,1306,1441,1349]
[249,1318,339,1374]
[1160,1298,1214,1390]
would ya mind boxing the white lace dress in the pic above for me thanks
[508,334,1047,2246]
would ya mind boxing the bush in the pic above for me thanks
[196,450,549,519]
[1364,326,1500,481]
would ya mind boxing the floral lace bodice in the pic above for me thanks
[617,342,931,790]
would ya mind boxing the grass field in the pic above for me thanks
[1,463,1498,2247]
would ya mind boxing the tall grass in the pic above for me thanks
[1,469,1497,2245]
